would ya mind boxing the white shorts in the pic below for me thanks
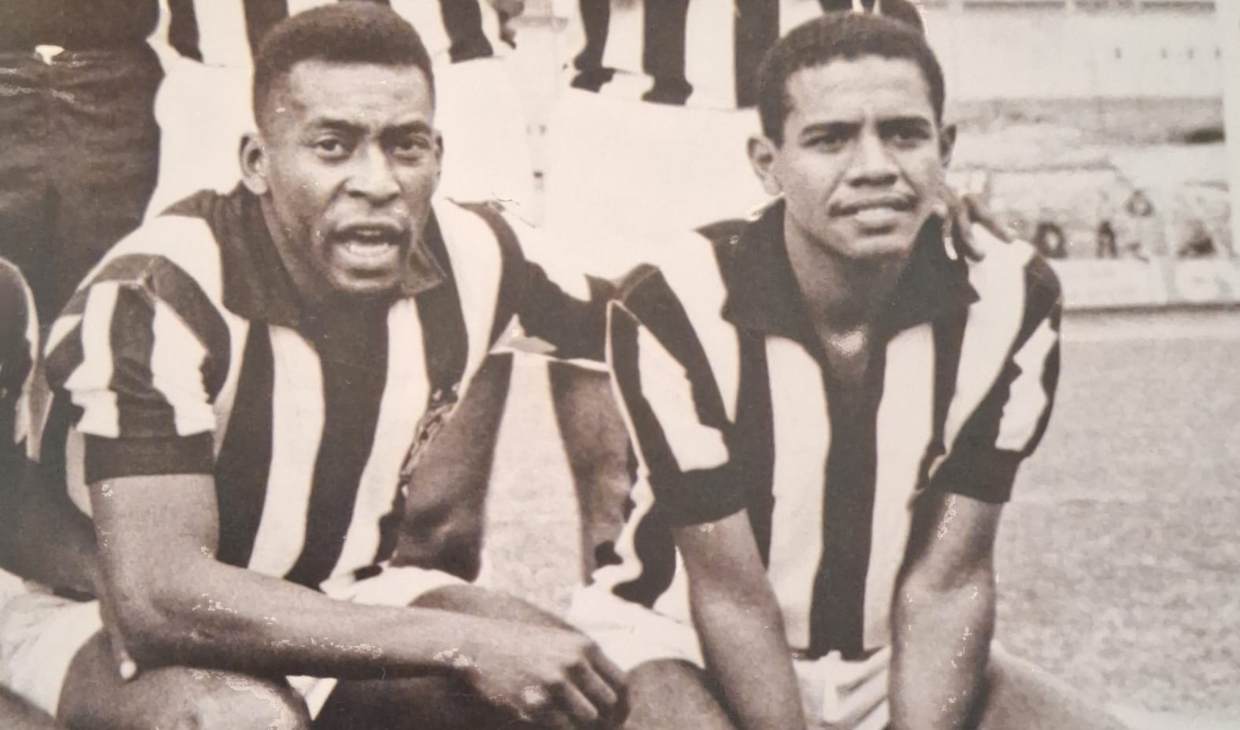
[568,586,902,730]
[0,564,465,720]
[146,56,534,218]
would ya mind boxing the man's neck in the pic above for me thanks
[785,224,911,335]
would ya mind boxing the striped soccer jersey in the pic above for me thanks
[568,0,901,109]
[597,201,1062,658]
[0,259,40,469]
[160,0,506,68]
[42,186,607,591]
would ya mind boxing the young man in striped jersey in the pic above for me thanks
[4,6,626,728]
[146,0,534,215]
[574,13,1130,730]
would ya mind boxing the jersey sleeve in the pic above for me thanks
[43,255,232,484]
[931,257,1062,503]
[606,276,749,526]
[462,201,616,362]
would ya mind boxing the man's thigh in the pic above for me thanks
[623,659,736,730]
[58,632,310,730]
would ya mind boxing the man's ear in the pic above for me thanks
[240,132,269,196]
[747,135,783,197]
[939,123,957,168]
[432,129,445,191]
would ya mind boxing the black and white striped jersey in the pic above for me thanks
[597,201,1062,658]
[567,0,912,109]
[159,0,506,68]
[42,186,607,590]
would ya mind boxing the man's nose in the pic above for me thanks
[847,131,898,186]
[346,145,401,203]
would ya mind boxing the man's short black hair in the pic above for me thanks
[757,11,945,145]
[252,2,435,130]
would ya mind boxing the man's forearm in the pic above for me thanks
[890,578,995,730]
[692,592,806,730]
[108,554,503,681]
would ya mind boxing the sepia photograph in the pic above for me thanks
[0,1,1236,728]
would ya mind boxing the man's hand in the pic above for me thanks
[462,622,627,728]
[932,179,1012,261]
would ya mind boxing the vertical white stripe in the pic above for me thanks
[435,202,503,377]
[939,247,1032,460]
[148,300,214,436]
[862,325,934,649]
[192,0,251,68]
[14,271,43,456]
[636,326,728,471]
[649,232,741,422]
[995,317,1057,452]
[334,301,429,575]
[765,336,829,650]
[247,326,325,578]
[65,284,121,439]
[684,0,733,109]
[590,477,658,590]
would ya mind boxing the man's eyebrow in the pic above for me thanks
[306,117,366,135]
[877,115,934,129]
[386,120,434,136]
[798,120,861,136]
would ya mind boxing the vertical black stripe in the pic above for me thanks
[109,286,177,438]
[214,324,274,569]
[915,310,969,492]
[734,0,779,107]
[416,215,470,398]
[168,0,203,61]
[438,0,494,63]
[609,308,676,608]
[1024,305,1061,458]
[735,333,776,565]
[284,309,390,588]
[641,0,692,104]
[244,0,290,57]
[571,0,615,90]
[808,344,887,659]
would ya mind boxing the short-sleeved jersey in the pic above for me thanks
[158,0,506,69]
[0,259,39,470]
[42,185,606,590]
[597,201,1062,658]
[565,0,916,109]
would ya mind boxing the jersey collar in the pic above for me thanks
[169,185,447,329]
[720,200,978,345]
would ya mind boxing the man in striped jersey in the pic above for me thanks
[4,6,626,728]
[146,0,534,215]
[0,259,65,729]
[571,13,1129,730]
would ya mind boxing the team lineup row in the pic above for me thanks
[1,2,1141,729]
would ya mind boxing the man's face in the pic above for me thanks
[250,60,440,300]
[762,56,950,262]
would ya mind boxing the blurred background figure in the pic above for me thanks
[1117,189,1164,260]
[0,0,162,325]
[1096,219,1118,258]
[1033,214,1069,259]
[146,0,533,215]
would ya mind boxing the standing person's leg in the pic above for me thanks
[0,52,55,326]
[48,46,162,316]
[973,647,1130,730]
